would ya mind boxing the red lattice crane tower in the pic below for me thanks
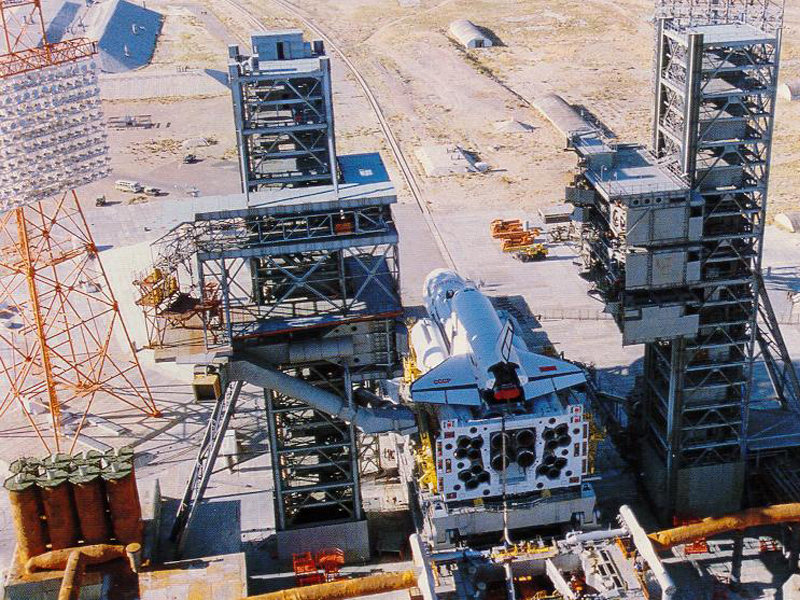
[0,0,160,453]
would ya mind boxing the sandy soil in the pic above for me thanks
[229,0,800,216]
[147,3,228,69]
[86,0,800,218]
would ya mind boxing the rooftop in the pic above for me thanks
[154,153,395,225]
[576,139,689,199]
[686,22,776,45]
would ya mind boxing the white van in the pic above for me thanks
[115,180,143,193]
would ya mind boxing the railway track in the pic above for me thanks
[217,0,457,269]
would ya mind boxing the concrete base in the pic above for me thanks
[139,553,247,599]
[784,573,800,600]
[3,552,107,600]
[642,442,745,519]
[421,485,597,549]
[276,519,370,564]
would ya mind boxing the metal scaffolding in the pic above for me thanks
[228,32,337,192]
[655,0,785,32]
[162,154,404,554]
[193,197,400,347]
[566,0,793,518]
[650,9,783,514]
[266,365,363,531]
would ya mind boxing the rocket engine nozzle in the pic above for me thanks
[487,362,523,403]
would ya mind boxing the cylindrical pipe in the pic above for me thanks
[517,450,535,469]
[239,338,356,366]
[245,570,417,600]
[126,542,142,573]
[565,527,627,545]
[410,318,448,372]
[58,549,85,600]
[649,503,800,550]
[26,544,127,573]
[38,469,79,550]
[619,505,676,599]
[231,358,417,434]
[514,429,535,448]
[69,465,111,544]
[101,461,142,545]
[4,473,47,563]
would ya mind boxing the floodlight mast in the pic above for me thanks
[0,0,160,453]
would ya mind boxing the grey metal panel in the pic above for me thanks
[651,251,686,286]
[622,306,699,345]
[686,260,701,283]
[675,462,745,515]
[565,186,595,206]
[696,161,745,189]
[699,116,748,142]
[625,253,649,288]
[624,207,649,245]
[653,207,686,242]
[276,519,370,563]
[688,216,703,240]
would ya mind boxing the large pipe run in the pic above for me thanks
[242,570,417,600]
[247,338,355,365]
[229,358,417,434]
[26,543,130,573]
[619,505,676,600]
[649,503,800,550]
[58,550,86,600]
[565,528,628,545]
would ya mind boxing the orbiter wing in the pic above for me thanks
[409,354,482,406]
[518,351,586,400]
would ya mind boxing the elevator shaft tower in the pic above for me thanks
[649,0,783,515]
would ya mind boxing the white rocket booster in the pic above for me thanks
[410,269,586,406]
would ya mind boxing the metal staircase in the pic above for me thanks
[169,380,243,556]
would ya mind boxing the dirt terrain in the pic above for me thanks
[235,0,800,216]
[86,0,800,219]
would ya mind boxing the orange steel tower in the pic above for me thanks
[0,0,159,452]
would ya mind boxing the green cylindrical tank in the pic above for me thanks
[4,472,47,563]
[69,465,111,544]
[38,469,79,550]
[101,460,142,545]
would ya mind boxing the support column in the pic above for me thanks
[788,524,800,573]
[730,531,744,586]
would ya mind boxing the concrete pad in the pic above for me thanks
[100,70,228,100]
[413,145,472,177]
[138,553,247,599]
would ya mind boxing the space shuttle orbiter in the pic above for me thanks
[409,269,586,407]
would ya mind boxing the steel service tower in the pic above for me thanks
[0,0,158,452]
[566,0,795,518]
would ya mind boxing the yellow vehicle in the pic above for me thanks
[512,244,548,262]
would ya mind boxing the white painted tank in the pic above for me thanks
[410,319,448,373]
[779,82,800,102]
[423,270,505,361]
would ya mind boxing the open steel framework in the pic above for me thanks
[0,0,96,78]
[567,0,796,517]
[145,197,401,348]
[229,40,337,191]
[0,0,158,452]
[654,0,785,31]
[266,366,364,531]
[650,2,785,513]
[0,193,160,452]
[152,185,403,540]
